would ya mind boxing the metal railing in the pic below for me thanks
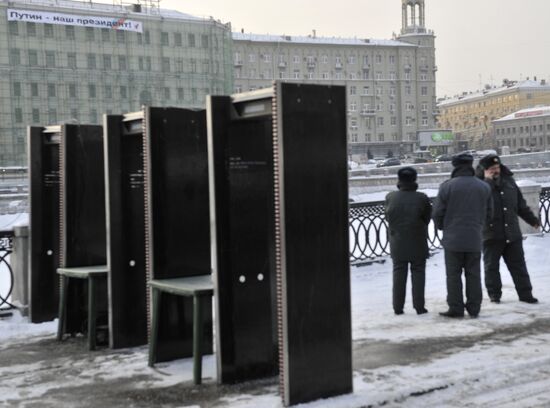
[541,187,550,233]
[350,188,550,264]
[0,230,14,311]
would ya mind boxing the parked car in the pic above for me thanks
[376,158,401,167]
[435,154,453,162]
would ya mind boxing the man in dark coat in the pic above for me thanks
[476,154,540,304]
[385,167,432,315]
[433,153,492,318]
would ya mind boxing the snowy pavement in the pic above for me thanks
[1,234,549,407]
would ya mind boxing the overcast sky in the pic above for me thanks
[135,0,550,98]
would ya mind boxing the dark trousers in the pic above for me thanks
[392,259,426,312]
[483,239,533,300]
[444,250,482,316]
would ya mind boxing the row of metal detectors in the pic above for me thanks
[28,82,352,406]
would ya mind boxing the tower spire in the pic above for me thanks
[401,0,426,35]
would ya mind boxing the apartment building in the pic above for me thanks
[0,0,233,166]
[493,106,550,153]
[437,79,550,151]
[233,0,437,162]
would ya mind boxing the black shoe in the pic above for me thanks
[439,310,464,318]
[416,308,428,315]
[394,310,404,315]
[519,296,538,304]
[489,297,501,304]
[468,312,479,318]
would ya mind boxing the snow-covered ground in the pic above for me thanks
[1,234,549,407]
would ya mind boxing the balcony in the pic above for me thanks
[307,62,316,69]
[278,62,287,68]
[360,110,376,116]
[234,60,243,67]
[335,63,343,70]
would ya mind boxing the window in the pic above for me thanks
[190,59,197,73]
[263,53,271,63]
[88,84,96,98]
[44,51,55,67]
[162,57,170,72]
[391,116,397,126]
[28,50,38,66]
[389,72,397,80]
[348,55,356,64]
[321,55,328,64]
[378,133,384,142]
[47,83,56,98]
[68,83,77,98]
[104,86,113,99]
[362,86,370,95]
[334,72,342,80]
[67,52,77,69]
[350,134,358,143]
[405,86,411,95]
[377,117,384,126]
[389,103,396,112]
[376,103,384,111]
[32,108,40,123]
[376,54,382,64]
[201,34,209,48]
[116,30,125,43]
[48,108,57,124]
[161,32,169,46]
[85,27,94,41]
[389,55,396,64]
[118,56,127,71]
[164,87,171,100]
[178,88,184,100]
[44,24,54,38]
[376,87,382,96]
[66,26,75,39]
[421,103,428,112]
[293,55,300,64]
[293,71,300,79]
[103,55,112,70]
[406,102,413,111]
[87,54,96,69]
[375,71,382,80]
[350,86,357,95]
[365,133,371,142]
[350,119,358,130]
[70,109,79,121]
[349,102,357,112]
[14,108,23,123]
[174,33,182,46]
[120,86,127,99]
[31,83,39,97]
[9,49,21,65]
[138,57,144,71]
[13,82,21,97]
[27,22,36,36]
[390,87,396,96]
[422,118,428,126]
[188,33,196,47]
[406,117,412,126]
[101,29,110,42]
[8,21,18,36]
[421,86,428,96]
[90,109,98,123]
[144,30,150,44]
[420,73,427,81]
[322,72,330,80]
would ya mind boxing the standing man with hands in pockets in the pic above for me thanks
[433,153,493,318]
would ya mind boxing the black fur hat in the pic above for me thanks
[452,153,474,167]
[479,154,501,169]
[398,166,417,183]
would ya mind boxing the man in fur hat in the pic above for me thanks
[433,153,492,318]
[476,154,540,304]
[385,167,432,315]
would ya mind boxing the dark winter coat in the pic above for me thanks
[433,165,492,252]
[385,181,432,261]
[475,164,539,242]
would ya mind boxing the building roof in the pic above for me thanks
[232,32,416,47]
[493,106,550,123]
[1,0,207,22]
[439,80,550,107]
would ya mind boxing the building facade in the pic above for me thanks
[437,79,550,151]
[0,0,233,166]
[493,106,550,153]
[233,0,437,161]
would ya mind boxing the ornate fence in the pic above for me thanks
[350,188,550,265]
[541,187,550,233]
[0,230,14,311]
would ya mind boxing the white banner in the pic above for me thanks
[7,8,143,33]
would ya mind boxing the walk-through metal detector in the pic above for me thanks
[28,126,61,323]
[208,82,352,406]
[58,124,107,336]
[141,107,213,363]
[103,112,148,349]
